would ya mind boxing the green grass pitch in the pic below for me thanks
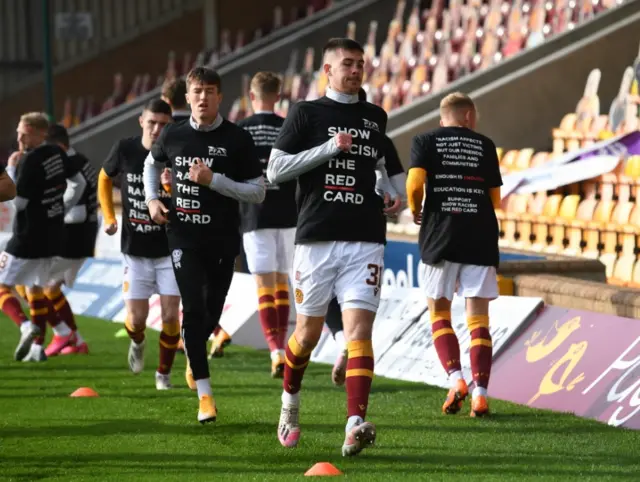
[1,315,639,481]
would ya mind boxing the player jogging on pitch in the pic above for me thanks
[267,38,401,456]
[99,99,181,390]
[237,71,297,378]
[36,124,98,356]
[0,112,86,362]
[143,67,265,424]
[326,89,407,386]
[406,92,502,418]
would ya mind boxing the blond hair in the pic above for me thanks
[20,112,50,131]
[250,71,282,98]
[440,92,476,117]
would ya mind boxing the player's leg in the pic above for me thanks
[421,261,467,414]
[278,243,337,449]
[242,229,282,373]
[275,227,296,348]
[23,285,54,362]
[156,295,181,390]
[0,253,46,360]
[42,257,81,357]
[155,255,182,390]
[458,264,499,417]
[335,242,384,457]
[0,252,38,359]
[47,258,89,355]
[325,296,348,386]
[14,285,27,302]
[122,256,154,374]
[197,254,236,422]
[171,248,218,423]
[42,279,76,357]
[274,272,291,349]
[1,282,35,358]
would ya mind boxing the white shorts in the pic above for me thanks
[122,254,180,300]
[0,252,56,287]
[243,228,296,274]
[292,241,385,317]
[420,261,499,301]
[48,257,86,288]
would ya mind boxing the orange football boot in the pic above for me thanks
[442,378,469,415]
[470,395,490,418]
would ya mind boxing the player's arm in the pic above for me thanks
[0,165,16,202]
[143,129,171,224]
[267,103,340,184]
[0,174,16,202]
[99,142,122,234]
[407,134,429,224]
[62,151,88,215]
[486,139,503,210]
[382,134,407,206]
[12,155,41,211]
[190,131,266,204]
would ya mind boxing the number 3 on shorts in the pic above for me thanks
[366,263,382,289]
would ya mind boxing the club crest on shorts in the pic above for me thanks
[123,281,129,293]
[295,288,304,304]
[172,249,183,269]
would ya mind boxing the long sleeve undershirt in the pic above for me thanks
[143,153,266,205]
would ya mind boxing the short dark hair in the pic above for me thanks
[186,67,222,92]
[161,78,187,109]
[47,123,70,148]
[322,37,364,57]
[358,88,367,102]
[143,98,172,116]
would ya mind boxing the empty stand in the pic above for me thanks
[60,1,331,128]
[226,0,622,122]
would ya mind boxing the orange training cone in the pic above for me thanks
[70,387,99,397]
[304,462,343,476]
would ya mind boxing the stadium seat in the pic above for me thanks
[227,0,621,122]
[526,194,563,251]
[563,197,598,256]
[498,193,530,247]
[598,200,635,277]
[543,194,580,253]
[582,199,616,258]
[512,192,548,249]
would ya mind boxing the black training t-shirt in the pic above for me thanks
[151,119,263,256]
[410,126,502,267]
[237,112,297,233]
[273,97,389,245]
[63,150,99,259]
[382,134,404,177]
[7,144,78,258]
[103,136,170,258]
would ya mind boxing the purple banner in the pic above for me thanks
[576,130,640,161]
[489,306,640,429]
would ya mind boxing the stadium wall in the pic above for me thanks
[514,274,640,319]
[388,3,640,164]
[0,0,308,151]
[0,7,204,148]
